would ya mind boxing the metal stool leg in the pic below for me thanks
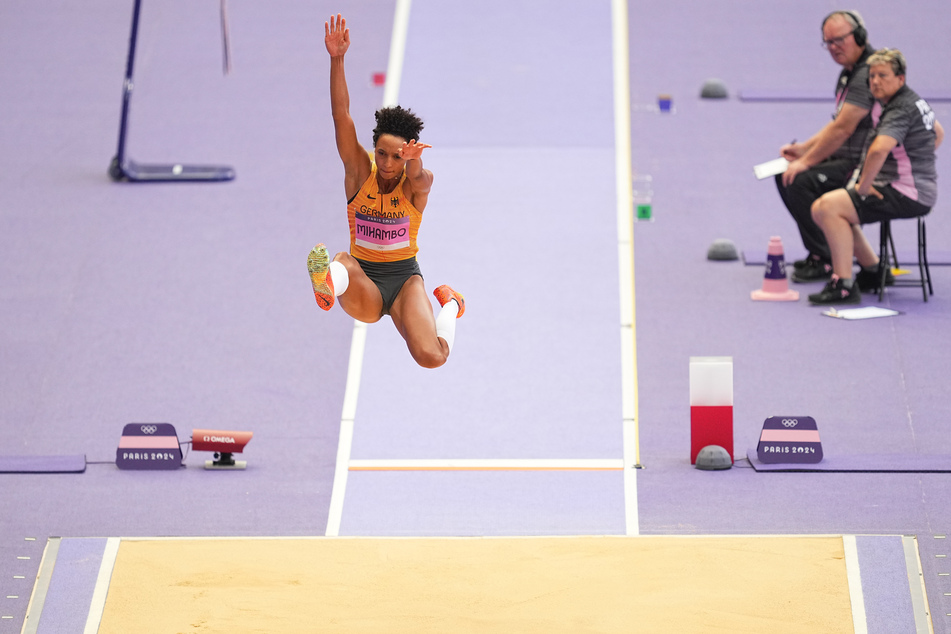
[878,220,890,302]
[876,217,932,302]
[919,217,933,301]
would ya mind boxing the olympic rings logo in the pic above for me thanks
[781,419,798,428]
[140,425,158,435]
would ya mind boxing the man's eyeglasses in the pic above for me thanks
[822,30,854,49]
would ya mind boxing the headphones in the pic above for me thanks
[823,10,867,47]
[894,50,907,75]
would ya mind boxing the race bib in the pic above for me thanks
[354,210,410,252]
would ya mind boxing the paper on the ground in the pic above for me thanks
[753,157,789,180]
[821,306,901,320]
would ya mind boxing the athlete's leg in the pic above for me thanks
[334,252,384,323]
[389,276,451,369]
[308,244,337,310]
[432,284,464,352]
[308,243,383,321]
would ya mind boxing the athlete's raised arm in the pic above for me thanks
[326,14,370,198]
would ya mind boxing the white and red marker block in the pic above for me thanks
[690,356,733,465]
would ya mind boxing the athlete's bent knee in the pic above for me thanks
[334,252,359,272]
[411,345,448,369]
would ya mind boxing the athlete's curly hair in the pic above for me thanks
[372,106,424,146]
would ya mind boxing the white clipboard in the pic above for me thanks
[753,157,789,180]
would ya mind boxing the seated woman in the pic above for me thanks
[808,48,944,305]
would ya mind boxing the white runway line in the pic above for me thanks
[843,535,869,634]
[383,0,412,109]
[349,458,625,471]
[83,537,119,634]
[325,323,366,537]
[902,535,934,634]
[325,0,413,537]
[19,538,59,634]
[611,0,639,536]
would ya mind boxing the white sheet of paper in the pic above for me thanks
[821,306,901,320]
[753,157,790,180]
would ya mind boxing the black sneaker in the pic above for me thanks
[791,257,833,283]
[855,264,895,292]
[808,276,862,305]
[793,254,821,270]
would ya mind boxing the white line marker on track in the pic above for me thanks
[325,0,413,538]
[902,535,934,634]
[83,537,120,634]
[349,459,624,471]
[325,323,366,537]
[383,0,412,109]
[611,0,639,536]
[843,535,868,634]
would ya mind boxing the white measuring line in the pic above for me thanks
[902,535,934,634]
[349,459,625,471]
[611,0,639,536]
[324,0,412,538]
[382,0,412,109]
[324,323,366,537]
[843,535,869,634]
[83,537,120,634]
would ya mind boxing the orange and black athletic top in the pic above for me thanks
[347,159,422,263]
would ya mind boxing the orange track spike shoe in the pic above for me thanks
[307,243,335,311]
[433,284,465,318]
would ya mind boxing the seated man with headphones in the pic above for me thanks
[775,11,877,285]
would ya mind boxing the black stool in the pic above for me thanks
[878,216,933,302]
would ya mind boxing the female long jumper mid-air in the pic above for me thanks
[308,13,464,369]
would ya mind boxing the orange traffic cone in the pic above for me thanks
[751,236,799,301]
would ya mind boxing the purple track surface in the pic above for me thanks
[2,0,951,630]
[0,455,85,473]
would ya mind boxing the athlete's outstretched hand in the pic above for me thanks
[398,140,432,161]
[325,14,349,57]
